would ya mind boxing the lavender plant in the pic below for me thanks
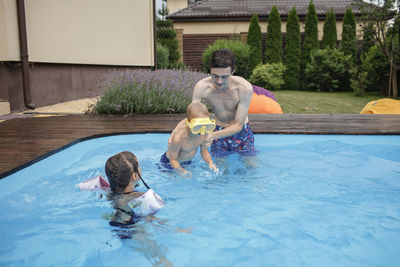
[94,69,208,114]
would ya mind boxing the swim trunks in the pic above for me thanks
[159,152,192,170]
[210,123,255,157]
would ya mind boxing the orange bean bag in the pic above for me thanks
[249,92,283,114]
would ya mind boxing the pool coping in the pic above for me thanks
[1,113,400,179]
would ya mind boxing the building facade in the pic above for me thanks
[0,0,156,113]
[166,0,361,70]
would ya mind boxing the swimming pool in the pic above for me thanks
[0,134,399,266]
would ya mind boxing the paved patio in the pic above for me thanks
[1,113,400,179]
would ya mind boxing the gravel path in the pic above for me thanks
[27,97,99,114]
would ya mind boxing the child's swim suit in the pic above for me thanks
[159,152,192,170]
[109,208,141,239]
[210,123,255,157]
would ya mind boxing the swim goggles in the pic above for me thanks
[186,118,216,135]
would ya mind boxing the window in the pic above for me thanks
[188,0,199,5]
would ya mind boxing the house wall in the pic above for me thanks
[173,21,350,40]
[0,0,20,61]
[0,63,143,112]
[0,0,155,112]
[167,0,188,14]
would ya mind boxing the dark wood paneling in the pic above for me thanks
[182,33,292,70]
[183,34,231,70]
[1,113,400,178]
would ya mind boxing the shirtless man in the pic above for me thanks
[160,102,218,177]
[192,48,256,159]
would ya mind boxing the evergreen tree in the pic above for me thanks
[341,8,357,62]
[361,22,375,56]
[265,6,282,63]
[302,0,319,69]
[322,9,337,49]
[247,14,263,71]
[156,3,180,64]
[283,7,301,89]
[157,1,168,20]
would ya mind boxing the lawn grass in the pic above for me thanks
[273,90,384,114]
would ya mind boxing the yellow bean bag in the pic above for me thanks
[249,92,283,114]
[360,98,400,114]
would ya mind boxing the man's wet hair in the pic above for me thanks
[209,48,235,71]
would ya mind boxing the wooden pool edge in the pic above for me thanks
[1,113,400,179]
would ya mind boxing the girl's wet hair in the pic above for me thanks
[105,151,139,194]
[209,48,235,70]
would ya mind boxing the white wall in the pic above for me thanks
[0,0,155,66]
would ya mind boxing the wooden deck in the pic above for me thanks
[1,113,400,178]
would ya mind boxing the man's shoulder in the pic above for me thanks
[232,76,252,93]
[195,76,212,88]
[193,77,213,99]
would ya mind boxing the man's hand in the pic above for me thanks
[206,132,214,147]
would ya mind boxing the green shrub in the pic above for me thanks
[322,9,337,49]
[349,66,367,96]
[249,62,286,90]
[247,14,263,71]
[361,45,389,93]
[156,43,169,69]
[94,83,190,114]
[156,18,180,63]
[202,39,252,78]
[304,48,352,91]
[265,6,282,63]
[361,22,375,55]
[283,7,301,89]
[168,61,186,70]
[341,8,357,62]
[302,0,319,67]
[93,69,208,114]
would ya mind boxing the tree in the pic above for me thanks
[156,1,180,65]
[322,9,338,48]
[355,0,400,97]
[302,0,319,68]
[265,6,282,63]
[157,0,168,20]
[362,22,376,55]
[284,7,301,89]
[247,14,263,72]
[341,8,357,62]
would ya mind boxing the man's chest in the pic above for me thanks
[207,90,239,109]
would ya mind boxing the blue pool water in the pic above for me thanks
[0,134,399,266]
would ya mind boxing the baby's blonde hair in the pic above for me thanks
[187,102,210,120]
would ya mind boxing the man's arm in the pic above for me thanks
[192,80,205,103]
[211,81,252,140]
